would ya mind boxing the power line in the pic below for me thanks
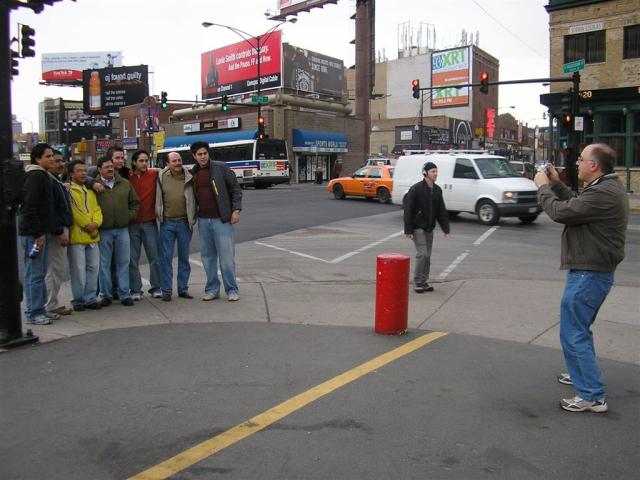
[470,0,547,60]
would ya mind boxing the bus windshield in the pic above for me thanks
[256,139,287,160]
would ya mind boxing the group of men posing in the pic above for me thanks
[19,141,242,326]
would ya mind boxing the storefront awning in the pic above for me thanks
[292,129,348,153]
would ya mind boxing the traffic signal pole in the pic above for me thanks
[413,73,581,191]
[0,3,38,347]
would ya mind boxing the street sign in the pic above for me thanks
[574,116,584,131]
[251,95,269,104]
[563,59,585,74]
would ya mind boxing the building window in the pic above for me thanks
[135,117,140,137]
[564,30,605,64]
[122,119,128,138]
[624,25,640,59]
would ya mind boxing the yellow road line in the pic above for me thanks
[128,331,448,480]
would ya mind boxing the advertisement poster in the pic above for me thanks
[42,51,122,84]
[431,47,470,109]
[201,30,282,100]
[282,44,344,97]
[82,65,148,115]
[278,0,338,17]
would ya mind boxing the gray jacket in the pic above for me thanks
[190,160,242,223]
[155,166,197,229]
[538,174,628,272]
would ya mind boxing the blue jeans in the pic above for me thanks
[198,217,238,296]
[20,235,50,320]
[129,221,161,295]
[98,228,131,301]
[560,270,614,401]
[159,220,192,295]
[67,243,100,306]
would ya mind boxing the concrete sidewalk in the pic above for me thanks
[16,210,640,366]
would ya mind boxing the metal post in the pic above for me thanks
[419,90,424,148]
[483,108,487,149]
[256,35,261,122]
[0,4,38,347]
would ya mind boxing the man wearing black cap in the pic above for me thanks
[404,161,450,292]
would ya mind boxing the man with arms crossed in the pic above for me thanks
[44,149,73,317]
[128,149,162,300]
[535,143,628,413]
[190,141,242,301]
[156,151,196,301]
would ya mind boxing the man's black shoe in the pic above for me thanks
[100,298,112,307]
[121,298,134,306]
[73,304,86,312]
[162,294,172,302]
[84,302,102,310]
[423,284,434,292]
[178,292,194,299]
[414,285,425,293]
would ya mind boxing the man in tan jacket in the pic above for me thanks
[155,151,196,301]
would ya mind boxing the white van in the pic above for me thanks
[391,151,541,225]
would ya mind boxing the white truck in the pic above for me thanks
[391,151,541,225]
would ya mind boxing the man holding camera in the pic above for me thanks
[535,143,629,413]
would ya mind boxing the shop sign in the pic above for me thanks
[123,137,138,150]
[96,139,118,152]
[568,22,603,35]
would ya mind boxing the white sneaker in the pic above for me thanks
[560,395,608,413]
[202,293,219,301]
[131,293,143,301]
[27,314,52,325]
[228,293,240,302]
[151,291,163,299]
[44,311,60,320]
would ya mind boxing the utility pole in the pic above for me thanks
[0,3,38,347]
[419,90,424,148]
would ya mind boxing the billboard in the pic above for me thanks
[431,47,470,109]
[42,51,122,84]
[283,44,344,97]
[277,0,338,18]
[201,30,282,100]
[82,65,149,115]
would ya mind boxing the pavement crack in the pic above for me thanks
[417,280,466,329]
[259,282,271,323]
[528,320,560,344]
[145,298,171,322]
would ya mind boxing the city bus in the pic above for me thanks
[156,131,290,188]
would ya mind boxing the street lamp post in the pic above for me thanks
[202,19,296,124]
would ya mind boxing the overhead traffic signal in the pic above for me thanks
[411,79,420,99]
[562,113,574,131]
[10,50,20,77]
[479,71,489,94]
[257,115,265,140]
[221,95,229,111]
[160,91,168,109]
[20,24,36,58]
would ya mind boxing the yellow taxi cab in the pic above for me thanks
[327,165,394,203]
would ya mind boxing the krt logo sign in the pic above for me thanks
[432,48,467,71]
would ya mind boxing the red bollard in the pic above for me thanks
[375,253,409,334]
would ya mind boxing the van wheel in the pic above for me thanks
[377,187,390,204]
[333,184,345,200]
[477,200,499,225]
[519,215,538,224]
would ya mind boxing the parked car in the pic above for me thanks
[509,161,536,179]
[392,152,541,225]
[365,157,396,166]
[327,165,394,203]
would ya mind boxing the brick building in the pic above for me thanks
[541,0,640,191]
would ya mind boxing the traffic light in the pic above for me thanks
[160,91,168,109]
[10,50,19,77]
[221,95,229,111]
[560,88,573,114]
[20,24,36,58]
[479,71,489,94]
[257,115,265,140]
[562,113,574,131]
[411,79,420,99]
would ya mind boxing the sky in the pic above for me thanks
[9,0,551,132]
